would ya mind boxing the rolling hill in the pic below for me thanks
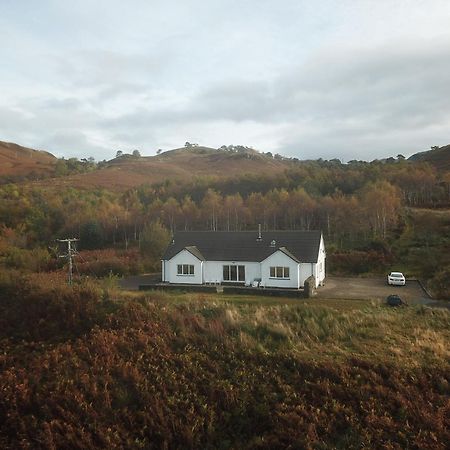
[40,143,450,192]
[0,141,57,180]
[2,139,449,192]
[408,144,450,172]
[32,146,291,191]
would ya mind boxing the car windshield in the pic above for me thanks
[390,272,403,277]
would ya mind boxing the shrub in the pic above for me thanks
[79,220,105,249]
[3,246,51,272]
[328,250,389,275]
[0,296,449,449]
[76,249,144,277]
[430,267,450,300]
[0,273,104,341]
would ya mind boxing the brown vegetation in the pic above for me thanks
[0,140,56,181]
[0,276,449,449]
[31,146,289,191]
[408,144,450,173]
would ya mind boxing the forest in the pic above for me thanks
[0,151,449,298]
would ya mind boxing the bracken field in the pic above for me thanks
[0,274,449,449]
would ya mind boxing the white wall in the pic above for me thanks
[165,249,203,284]
[298,235,326,288]
[260,251,300,289]
[316,235,326,286]
[203,261,261,284]
[299,263,314,288]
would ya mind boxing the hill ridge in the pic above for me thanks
[2,139,449,190]
[0,140,57,180]
[408,144,450,172]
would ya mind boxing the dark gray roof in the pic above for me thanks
[162,231,322,263]
[184,246,205,261]
[278,246,300,263]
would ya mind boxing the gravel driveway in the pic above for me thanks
[120,274,449,309]
[316,276,447,307]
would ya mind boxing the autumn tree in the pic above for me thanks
[289,188,317,230]
[139,220,170,260]
[161,197,181,233]
[180,196,199,230]
[360,181,401,239]
[80,221,105,249]
[224,193,244,230]
[247,192,269,230]
[201,189,222,231]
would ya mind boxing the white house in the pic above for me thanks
[161,230,326,289]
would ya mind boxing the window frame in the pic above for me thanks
[222,264,245,282]
[177,264,195,276]
[269,266,290,279]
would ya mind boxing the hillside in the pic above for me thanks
[408,144,450,172]
[0,141,56,180]
[3,139,449,192]
[33,146,290,191]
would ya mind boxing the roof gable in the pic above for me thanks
[260,247,301,264]
[162,231,322,263]
[170,246,205,261]
[277,247,300,263]
[184,246,205,261]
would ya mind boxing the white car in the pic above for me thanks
[387,272,406,286]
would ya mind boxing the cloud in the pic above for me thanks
[39,130,100,158]
[93,37,450,160]
[1,1,450,161]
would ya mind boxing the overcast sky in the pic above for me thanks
[1,0,449,161]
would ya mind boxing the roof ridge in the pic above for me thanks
[163,230,322,263]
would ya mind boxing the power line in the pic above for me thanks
[57,238,79,285]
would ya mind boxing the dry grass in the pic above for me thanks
[29,147,289,191]
[0,141,56,178]
[133,290,450,368]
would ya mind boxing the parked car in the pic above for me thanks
[387,271,406,286]
[386,294,406,307]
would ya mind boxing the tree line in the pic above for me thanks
[0,156,448,252]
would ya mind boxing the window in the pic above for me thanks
[269,266,290,279]
[223,265,245,281]
[177,264,194,276]
[238,265,245,281]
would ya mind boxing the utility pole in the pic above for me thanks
[58,238,79,285]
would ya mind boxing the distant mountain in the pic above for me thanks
[0,141,56,180]
[408,144,450,172]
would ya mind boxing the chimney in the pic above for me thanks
[257,224,262,241]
